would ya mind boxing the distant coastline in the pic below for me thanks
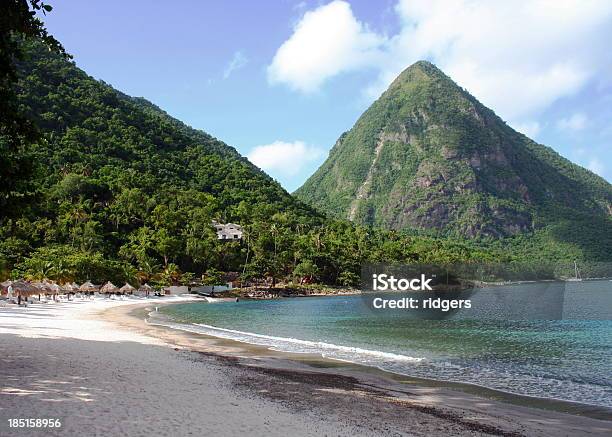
[206,275,612,301]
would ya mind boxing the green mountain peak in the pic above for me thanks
[295,61,611,256]
[395,60,445,78]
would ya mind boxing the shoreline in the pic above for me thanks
[1,297,611,436]
[106,300,612,428]
[230,275,612,299]
[137,301,612,420]
[112,301,612,420]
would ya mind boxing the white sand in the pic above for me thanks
[0,295,193,343]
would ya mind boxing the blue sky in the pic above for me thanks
[42,0,612,190]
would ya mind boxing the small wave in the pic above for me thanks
[147,316,424,363]
[192,322,424,362]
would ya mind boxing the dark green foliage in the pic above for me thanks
[1,1,68,209]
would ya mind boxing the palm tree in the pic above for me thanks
[159,263,182,286]
[136,258,161,284]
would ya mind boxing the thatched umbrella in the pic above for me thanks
[79,281,99,298]
[79,281,99,292]
[119,283,135,295]
[32,281,50,301]
[61,282,76,292]
[61,282,78,300]
[47,282,60,301]
[45,281,60,294]
[138,283,153,297]
[11,280,38,304]
[100,281,118,296]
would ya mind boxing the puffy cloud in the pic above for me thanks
[267,1,386,92]
[557,113,588,131]
[223,51,248,79]
[247,141,324,176]
[269,0,612,122]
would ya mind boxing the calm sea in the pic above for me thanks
[153,280,612,407]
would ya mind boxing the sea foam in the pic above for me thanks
[148,315,424,364]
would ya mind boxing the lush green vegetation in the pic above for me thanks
[295,61,612,260]
[0,42,506,286]
[1,1,69,212]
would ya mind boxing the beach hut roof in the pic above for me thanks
[79,281,99,292]
[119,283,135,293]
[44,281,60,294]
[61,282,77,292]
[33,281,52,293]
[46,281,60,293]
[100,281,118,293]
[11,280,39,296]
[138,283,153,291]
[31,281,58,294]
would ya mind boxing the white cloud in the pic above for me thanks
[223,51,248,79]
[557,113,588,131]
[587,158,605,176]
[269,0,612,122]
[247,141,324,176]
[383,0,612,120]
[267,0,386,92]
[511,121,541,139]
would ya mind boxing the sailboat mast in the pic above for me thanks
[574,261,581,280]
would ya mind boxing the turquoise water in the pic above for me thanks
[155,280,612,407]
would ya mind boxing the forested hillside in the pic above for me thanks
[0,43,499,286]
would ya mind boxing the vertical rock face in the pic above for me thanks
[295,61,612,239]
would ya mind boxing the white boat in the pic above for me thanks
[203,296,238,303]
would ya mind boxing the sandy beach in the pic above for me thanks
[1,297,611,436]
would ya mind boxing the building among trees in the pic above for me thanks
[212,220,243,240]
